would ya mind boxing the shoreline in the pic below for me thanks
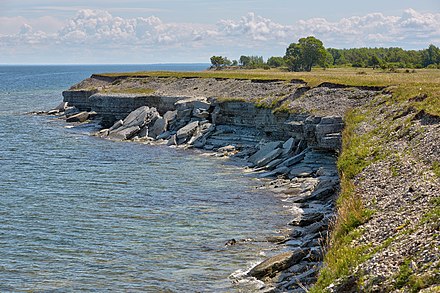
[42,105,340,292]
[43,73,375,292]
[42,69,440,292]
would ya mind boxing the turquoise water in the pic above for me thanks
[0,65,287,291]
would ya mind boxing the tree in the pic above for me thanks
[239,55,251,66]
[284,36,326,71]
[210,56,231,69]
[368,55,382,69]
[267,56,285,67]
[284,42,302,71]
[323,51,334,69]
[422,44,440,67]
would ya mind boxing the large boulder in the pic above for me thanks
[109,119,123,131]
[64,106,80,118]
[188,123,215,147]
[248,250,308,279]
[66,111,92,123]
[53,101,68,112]
[176,121,199,142]
[123,106,159,129]
[282,137,297,156]
[148,117,167,139]
[107,106,160,140]
[248,141,283,164]
[255,148,283,168]
[278,150,306,168]
[164,110,177,124]
[108,126,140,140]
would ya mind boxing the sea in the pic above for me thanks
[0,64,289,292]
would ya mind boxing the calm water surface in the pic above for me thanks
[0,65,288,291]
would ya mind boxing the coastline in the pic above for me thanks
[45,73,377,292]
[41,69,440,292]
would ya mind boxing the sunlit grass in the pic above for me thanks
[100,88,156,95]
[95,67,440,116]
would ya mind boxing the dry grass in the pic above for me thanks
[96,67,440,116]
[100,88,156,95]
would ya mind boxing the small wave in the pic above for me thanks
[229,261,267,291]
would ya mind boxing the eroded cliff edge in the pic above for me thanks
[57,73,439,292]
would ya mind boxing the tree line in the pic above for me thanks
[210,37,440,71]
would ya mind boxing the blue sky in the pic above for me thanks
[0,0,439,64]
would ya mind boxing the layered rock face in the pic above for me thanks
[62,76,373,151]
[62,89,97,111]
[88,94,182,127]
[213,101,344,150]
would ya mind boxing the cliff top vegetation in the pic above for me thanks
[95,67,440,117]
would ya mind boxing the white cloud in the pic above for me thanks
[218,13,291,41]
[216,9,440,48]
[1,8,439,63]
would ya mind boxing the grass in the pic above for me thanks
[100,88,156,95]
[216,96,248,103]
[93,67,440,117]
[394,259,440,292]
[422,197,440,225]
[310,109,377,292]
[432,161,440,177]
[309,67,439,291]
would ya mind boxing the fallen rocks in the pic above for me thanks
[122,106,158,129]
[248,249,309,280]
[66,111,96,123]
[48,86,346,292]
[290,212,325,227]
[176,121,199,142]
[255,148,284,168]
[149,117,167,139]
[249,141,283,164]
[104,106,160,140]
[109,125,140,140]
[53,101,68,112]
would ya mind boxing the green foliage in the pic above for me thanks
[210,55,231,68]
[368,55,383,69]
[239,55,250,66]
[285,36,327,71]
[267,56,286,67]
[395,260,413,289]
[239,55,265,68]
[309,241,370,293]
[337,111,373,179]
[327,45,440,69]
[422,44,440,67]
[393,259,439,292]
[432,161,440,177]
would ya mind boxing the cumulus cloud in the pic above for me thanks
[217,9,440,48]
[54,9,210,47]
[1,8,439,63]
[218,12,291,41]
